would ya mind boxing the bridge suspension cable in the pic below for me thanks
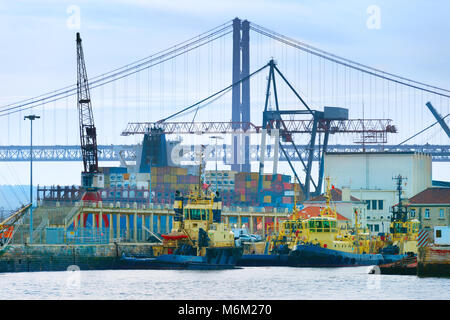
[249,22,450,98]
[0,20,233,117]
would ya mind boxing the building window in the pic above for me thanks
[439,209,445,219]
[372,200,378,210]
[374,225,380,232]
[365,200,371,210]
[425,209,430,219]
[410,209,416,218]
[378,200,383,210]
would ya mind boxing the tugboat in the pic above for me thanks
[378,175,419,263]
[371,175,419,273]
[287,178,385,267]
[237,184,306,267]
[239,177,390,267]
[121,150,243,270]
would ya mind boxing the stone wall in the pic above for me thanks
[0,243,156,273]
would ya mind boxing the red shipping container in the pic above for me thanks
[283,183,293,190]
[282,196,292,204]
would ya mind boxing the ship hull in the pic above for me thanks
[120,247,243,270]
[381,254,410,264]
[288,244,385,267]
[237,254,290,267]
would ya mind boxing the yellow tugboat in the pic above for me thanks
[379,175,419,259]
[286,178,386,266]
[238,178,386,266]
[121,149,242,270]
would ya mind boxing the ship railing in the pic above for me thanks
[63,203,83,228]
[32,211,49,241]
[75,200,164,211]
[65,227,110,244]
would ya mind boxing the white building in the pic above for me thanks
[324,152,432,234]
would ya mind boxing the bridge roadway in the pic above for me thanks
[59,200,289,242]
[1,144,449,162]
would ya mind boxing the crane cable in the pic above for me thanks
[398,113,450,145]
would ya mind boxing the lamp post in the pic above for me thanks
[24,115,40,244]
[210,136,223,192]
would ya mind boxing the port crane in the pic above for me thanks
[77,32,101,190]
[122,59,397,200]
[76,33,107,227]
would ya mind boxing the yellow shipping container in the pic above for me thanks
[264,195,271,203]
[263,181,271,189]
[123,173,130,180]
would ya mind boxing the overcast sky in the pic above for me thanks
[0,0,448,197]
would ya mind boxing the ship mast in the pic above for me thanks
[321,177,337,219]
[195,145,206,199]
[391,174,408,223]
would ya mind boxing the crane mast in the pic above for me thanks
[76,32,100,190]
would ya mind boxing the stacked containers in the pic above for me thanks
[151,166,199,204]
[233,172,302,208]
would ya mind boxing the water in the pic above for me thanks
[0,267,449,300]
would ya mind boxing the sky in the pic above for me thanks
[0,0,449,197]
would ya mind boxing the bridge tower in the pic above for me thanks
[231,17,250,172]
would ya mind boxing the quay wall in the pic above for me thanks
[417,246,450,277]
[0,243,156,273]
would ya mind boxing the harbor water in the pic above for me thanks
[0,267,449,300]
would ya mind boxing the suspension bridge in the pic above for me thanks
[0,17,449,172]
